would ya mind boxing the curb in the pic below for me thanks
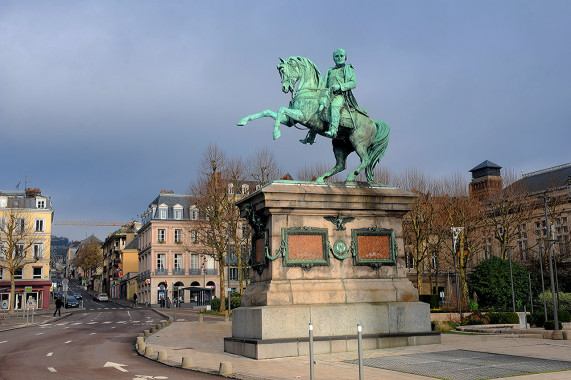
[134,320,260,379]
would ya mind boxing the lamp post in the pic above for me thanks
[539,195,559,331]
[451,227,464,318]
[507,247,516,312]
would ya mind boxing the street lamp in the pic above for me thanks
[538,195,559,332]
[451,227,464,318]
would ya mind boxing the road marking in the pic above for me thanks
[47,352,53,356]
[48,367,57,372]
[0,341,7,344]
[90,332,96,335]
[132,321,141,323]
[87,322,97,324]
[36,332,44,335]
[117,321,127,324]
[103,321,112,324]
[71,322,82,325]
[65,340,72,344]
[127,311,131,317]
[111,326,116,329]
[103,361,128,372]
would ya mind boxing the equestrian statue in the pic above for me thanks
[237,49,390,183]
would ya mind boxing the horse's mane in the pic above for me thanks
[287,56,323,88]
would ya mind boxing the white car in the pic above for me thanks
[97,293,109,302]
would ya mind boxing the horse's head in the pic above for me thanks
[277,57,299,94]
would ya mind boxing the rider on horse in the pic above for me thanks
[300,48,366,144]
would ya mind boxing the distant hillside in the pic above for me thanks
[51,236,70,259]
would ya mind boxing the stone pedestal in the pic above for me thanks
[224,182,440,359]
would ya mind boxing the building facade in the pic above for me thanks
[101,222,140,298]
[0,188,53,310]
[137,191,219,306]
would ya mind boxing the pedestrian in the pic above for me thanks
[54,297,63,317]
[133,293,137,307]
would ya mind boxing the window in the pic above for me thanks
[34,219,44,232]
[229,267,239,281]
[191,254,199,269]
[241,184,249,194]
[159,208,167,219]
[15,218,25,233]
[14,268,23,279]
[0,268,3,279]
[36,199,46,209]
[190,230,198,244]
[174,254,183,269]
[228,183,234,195]
[15,243,25,257]
[0,242,5,259]
[0,197,6,208]
[0,217,5,230]
[157,254,166,269]
[157,229,166,243]
[32,267,42,279]
[174,208,182,220]
[34,244,44,259]
[174,229,182,243]
[190,208,199,221]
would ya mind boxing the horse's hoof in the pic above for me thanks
[237,118,248,126]
[315,177,325,183]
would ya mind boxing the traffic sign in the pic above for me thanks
[26,298,36,309]
[1,300,8,310]
[25,286,32,293]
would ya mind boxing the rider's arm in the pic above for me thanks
[340,65,356,92]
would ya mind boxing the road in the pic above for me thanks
[0,285,220,380]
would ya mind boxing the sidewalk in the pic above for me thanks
[0,305,70,332]
[142,308,571,380]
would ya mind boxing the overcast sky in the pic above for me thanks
[1,1,569,241]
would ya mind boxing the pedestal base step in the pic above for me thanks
[224,331,441,359]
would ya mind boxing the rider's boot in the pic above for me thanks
[325,106,340,138]
[300,130,317,145]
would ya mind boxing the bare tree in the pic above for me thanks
[0,208,38,312]
[190,144,232,312]
[248,147,281,185]
[296,162,338,182]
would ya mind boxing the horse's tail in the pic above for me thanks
[365,120,390,182]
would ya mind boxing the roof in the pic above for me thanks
[469,160,502,172]
[515,163,571,193]
[124,235,138,250]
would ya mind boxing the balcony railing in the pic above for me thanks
[205,269,218,275]
[172,268,185,276]
[188,269,201,275]
[155,269,168,275]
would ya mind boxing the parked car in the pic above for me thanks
[64,296,79,308]
[96,293,109,302]
[73,292,82,300]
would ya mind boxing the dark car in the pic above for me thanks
[64,296,79,308]
[73,292,82,300]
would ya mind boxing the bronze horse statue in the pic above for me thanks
[237,56,390,183]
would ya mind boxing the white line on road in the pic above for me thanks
[36,332,44,335]
[0,341,7,344]
[47,352,53,356]
[111,326,116,329]
[48,367,57,372]
[127,311,131,317]
[65,340,72,344]
[90,332,96,335]
[102,321,112,324]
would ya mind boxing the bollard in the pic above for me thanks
[138,332,144,338]
[150,327,157,333]
[219,361,232,376]
[144,346,155,358]
[157,351,168,362]
[168,319,172,325]
[198,314,204,323]
[144,329,150,337]
[309,323,314,380]
[181,357,194,369]
[156,323,162,330]
[162,321,167,328]
[357,324,363,380]
[136,336,144,346]
[138,341,146,352]
[224,313,229,322]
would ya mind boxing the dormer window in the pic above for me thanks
[228,183,234,195]
[0,197,7,208]
[241,184,249,194]
[189,207,199,221]
[158,204,168,219]
[36,198,46,209]
[173,204,183,220]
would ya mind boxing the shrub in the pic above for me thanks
[210,297,221,311]
[558,310,571,323]
[225,294,241,309]
[434,321,457,332]
[419,294,440,309]
[537,292,571,314]
[544,320,563,330]
[465,310,490,325]
[529,311,546,327]
[486,312,519,324]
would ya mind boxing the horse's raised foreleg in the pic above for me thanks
[237,109,280,126]
[273,107,306,140]
[316,140,350,183]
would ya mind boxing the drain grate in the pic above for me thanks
[347,350,571,380]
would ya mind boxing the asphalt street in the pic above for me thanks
[0,285,220,380]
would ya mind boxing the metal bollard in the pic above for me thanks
[358,324,363,380]
[309,323,314,380]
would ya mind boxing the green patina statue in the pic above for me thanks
[237,49,390,183]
